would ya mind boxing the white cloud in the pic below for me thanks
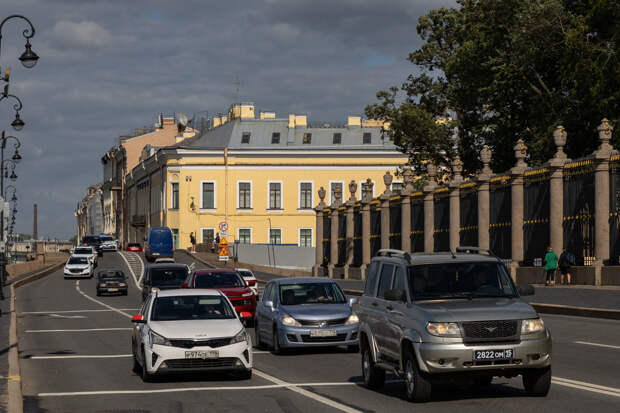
[51,20,135,49]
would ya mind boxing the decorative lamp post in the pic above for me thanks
[0,15,39,68]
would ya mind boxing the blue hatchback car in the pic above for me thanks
[145,226,174,262]
[255,278,359,353]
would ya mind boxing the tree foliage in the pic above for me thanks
[367,0,620,174]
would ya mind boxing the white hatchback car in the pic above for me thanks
[72,246,97,267]
[64,256,93,278]
[236,268,258,297]
[131,288,252,381]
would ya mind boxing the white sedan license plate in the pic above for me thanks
[185,350,219,359]
[107,288,118,292]
[309,329,337,337]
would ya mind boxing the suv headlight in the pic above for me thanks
[426,322,461,337]
[149,330,171,347]
[521,318,544,334]
[230,329,248,344]
[281,315,301,327]
[345,314,359,325]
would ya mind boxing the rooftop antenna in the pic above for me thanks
[234,75,240,102]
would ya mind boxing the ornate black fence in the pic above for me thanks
[389,197,401,249]
[563,160,595,265]
[370,202,381,257]
[523,169,550,265]
[611,156,620,265]
[353,206,362,266]
[460,183,478,247]
[337,208,346,266]
[490,176,512,259]
[434,189,450,251]
[411,194,424,252]
[322,213,330,267]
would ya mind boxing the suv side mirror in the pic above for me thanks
[518,284,535,296]
[263,300,274,310]
[384,289,406,302]
[348,297,359,307]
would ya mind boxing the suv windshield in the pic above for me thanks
[74,248,92,254]
[408,262,517,300]
[151,295,236,320]
[279,283,346,305]
[194,272,245,288]
[150,268,187,287]
[68,257,88,265]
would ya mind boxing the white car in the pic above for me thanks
[72,246,97,267]
[131,288,252,382]
[236,268,258,297]
[64,256,93,278]
[100,236,118,252]
[154,257,175,264]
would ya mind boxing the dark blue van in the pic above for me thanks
[145,226,174,262]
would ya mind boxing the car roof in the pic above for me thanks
[194,268,240,274]
[154,288,223,297]
[271,277,337,285]
[147,263,188,269]
[372,252,499,265]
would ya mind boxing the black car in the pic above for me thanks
[140,263,189,301]
[96,269,128,296]
[81,235,103,257]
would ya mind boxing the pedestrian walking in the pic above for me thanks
[190,232,196,253]
[558,248,573,285]
[544,246,558,286]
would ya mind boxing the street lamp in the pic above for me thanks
[0,15,39,69]
[0,92,25,131]
[4,184,16,200]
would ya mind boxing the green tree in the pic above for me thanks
[368,0,619,174]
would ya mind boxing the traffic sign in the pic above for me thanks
[219,222,228,232]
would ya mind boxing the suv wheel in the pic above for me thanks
[140,348,153,382]
[272,327,283,355]
[361,339,385,389]
[403,348,432,402]
[523,366,551,396]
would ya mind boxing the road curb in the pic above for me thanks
[8,260,64,413]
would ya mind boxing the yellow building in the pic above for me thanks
[124,103,408,249]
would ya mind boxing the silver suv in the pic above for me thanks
[357,248,552,402]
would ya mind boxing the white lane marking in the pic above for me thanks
[575,341,620,350]
[132,252,145,285]
[49,314,86,319]
[19,309,139,315]
[253,369,362,413]
[31,355,132,359]
[553,376,620,398]
[26,328,131,333]
[117,252,140,289]
[75,280,132,319]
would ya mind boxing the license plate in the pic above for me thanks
[473,349,513,361]
[185,350,219,359]
[107,288,118,292]
[309,329,337,337]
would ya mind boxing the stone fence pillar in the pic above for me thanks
[328,188,342,278]
[449,157,463,251]
[344,180,357,280]
[478,146,492,250]
[360,189,371,280]
[312,187,327,277]
[400,169,414,252]
[510,140,528,280]
[549,125,568,254]
[423,163,437,252]
[380,171,392,250]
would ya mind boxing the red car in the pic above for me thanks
[184,269,256,323]
[126,243,143,252]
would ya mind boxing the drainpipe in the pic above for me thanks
[224,148,229,225]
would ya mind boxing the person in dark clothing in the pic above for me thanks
[558,249,572,285]
[190,232,196,253]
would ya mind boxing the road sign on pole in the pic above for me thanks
[219,222,228,232]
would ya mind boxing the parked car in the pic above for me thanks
[155,257,175,264]
[72,246,97,267]
[99,235,118,252]
[236,268,258,297]
[96,269,128,296]
[64,256,93,279]
[255,278,358,354]
[145,226,174,262]
[131,288,252,382]
[357,248,552,402]
[126,243,143,252]
[141,263,190,301]
[81,235,103,256]
[184,269,256,325]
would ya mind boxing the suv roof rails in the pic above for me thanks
[455,246,503,264]
[377,249,411,263]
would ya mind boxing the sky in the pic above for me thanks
[1,0,455,240]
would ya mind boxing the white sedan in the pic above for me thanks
[64,256,93,278]
[72,246,97,267]
[236,268,258,297]
[131,289,252,382]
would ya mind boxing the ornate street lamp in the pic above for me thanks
[0,15,39,69]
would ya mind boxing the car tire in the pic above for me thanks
[140,348,153,382]
[361,338,385,390]
[523,366,551,397]
[132,346,140,374]
[272,326,283,355]
[96,290,101,297]
[403,347,432,403]
[255,320,265,350]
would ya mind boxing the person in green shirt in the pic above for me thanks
[544,246,558,286]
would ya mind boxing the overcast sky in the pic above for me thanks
[2,0,455,239]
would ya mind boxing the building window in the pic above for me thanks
[271,132,280,144]
[303,133,312,144]
[361,181,374,199]
[170,183,179,209]
[238,182,251,209]
[171,228,179,249]
[238,228,251,244]
[299,182,313,209]
[333,133,342,144]
[269,182,282,209]
[202,182,215,209]
[330,182,343,204]
[269,228,282,245]
[363,132,371,144]
[202,228,215,244]
[392,182,404,193]
[299,228,312,247]
[241,132,251,144]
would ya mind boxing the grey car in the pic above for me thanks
[255,278,359,353]
[358,248,552,402]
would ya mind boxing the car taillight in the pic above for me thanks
[247,280,256,286]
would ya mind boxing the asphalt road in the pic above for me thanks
[13,251,620,412]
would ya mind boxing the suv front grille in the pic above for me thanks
[169,338,231,349]
[461,320,518,342]
[298,318,348,327]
